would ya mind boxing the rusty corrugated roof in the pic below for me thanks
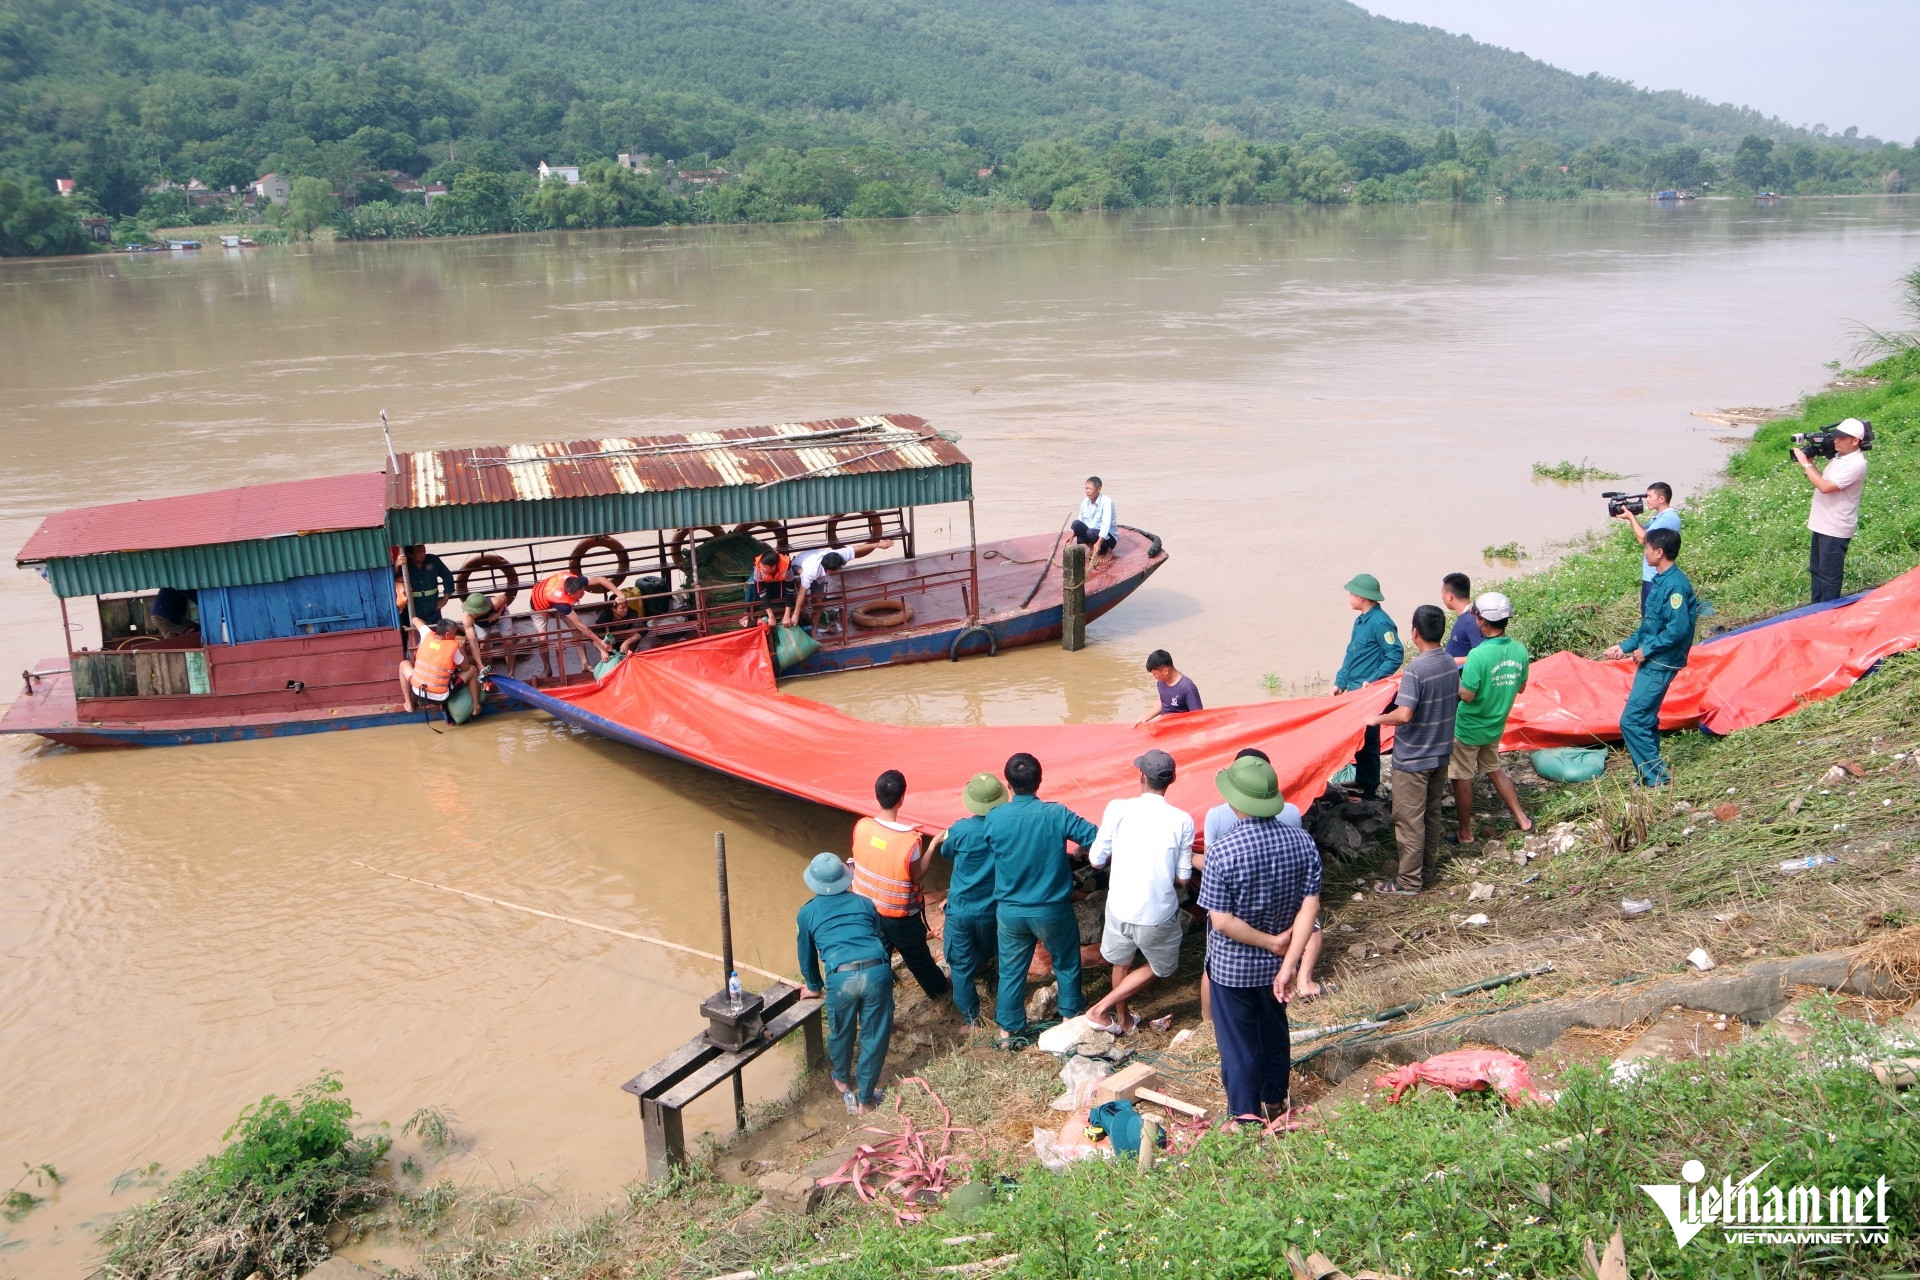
[388,414,965,510]
[17,473,389,564]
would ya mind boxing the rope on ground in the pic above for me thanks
[817,1077,973,1224]
[346,859,789,983]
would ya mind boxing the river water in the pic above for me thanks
[2,198,1916,1273]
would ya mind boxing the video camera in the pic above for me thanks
[1790,420,1873,461]
[1602,491,1647,518]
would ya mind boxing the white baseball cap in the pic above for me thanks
[1475,591,1513,622]
[1834,418,1867,438]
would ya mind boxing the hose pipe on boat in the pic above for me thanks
[949,624,997,662]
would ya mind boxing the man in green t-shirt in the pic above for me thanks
[1449,592,1534,842]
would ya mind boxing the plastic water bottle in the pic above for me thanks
[727,970,744,1010]
[1778,855,1838,875]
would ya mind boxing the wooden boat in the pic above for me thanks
[3,415,1167,748]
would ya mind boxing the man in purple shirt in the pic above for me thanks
[1143,649,1202,722]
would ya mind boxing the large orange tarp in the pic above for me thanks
[521,565,1920,833]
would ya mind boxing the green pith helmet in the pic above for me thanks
[463,593,491,615]
[1343,573,1383,602]
[962,772,1009,816]
[1214,754,1287,818]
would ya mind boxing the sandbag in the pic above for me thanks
[772,624,821,672]
[1531,746,1608,783]
[445,678,482,724]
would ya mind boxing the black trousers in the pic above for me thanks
[876,911,951,999]
[1070,520,1117,555]
[1354,722,1382,798]
[1209,974,1291,1118]
[1810,532,1851,604]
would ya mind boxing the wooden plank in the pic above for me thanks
[134,651,190,696]
[656,994,825,1110]
[621,983,807,1102]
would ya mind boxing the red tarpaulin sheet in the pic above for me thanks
[515,565,1920,832]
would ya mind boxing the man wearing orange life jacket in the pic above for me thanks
[850,770,953,1001]
[398,617,480,716]
[745,549,795,629]
[528,570,622,676]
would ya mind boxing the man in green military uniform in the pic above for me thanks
[1331,573,1404,801]
[1603,527,1696,786]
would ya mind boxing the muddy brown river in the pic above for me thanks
[3,198,1917,1274]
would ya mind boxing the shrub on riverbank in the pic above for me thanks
[100,1074,389,1280]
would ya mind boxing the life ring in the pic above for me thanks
[569,535,629,586]
[731,521,790,551]
[850,598,914,630]
[455,555,521,608]
[949,624,997,661]
[826,511,885,549]
[669,526,727,561]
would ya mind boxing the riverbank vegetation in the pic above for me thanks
[3,0,1915,253]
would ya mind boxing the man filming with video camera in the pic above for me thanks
[1792,418,1871,603]
[1611,482,1679,613]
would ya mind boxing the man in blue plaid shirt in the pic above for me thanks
[1198,754,1323,1121]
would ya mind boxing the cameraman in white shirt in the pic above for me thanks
[1794,418,1869,603]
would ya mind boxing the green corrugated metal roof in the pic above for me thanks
[382,464,973,545]
[43,529,391,598]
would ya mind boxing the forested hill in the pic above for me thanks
[2,0,1841,198]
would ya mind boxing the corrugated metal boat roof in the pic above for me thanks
[384,414,973,545]
[389,414,963,508]
[18,473,388,563]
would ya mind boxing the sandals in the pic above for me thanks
[1372,881,1420,896]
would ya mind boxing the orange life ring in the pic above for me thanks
[669,526,727,561]
[569,535,629,586]
[827,511,885,549]
[455,555,521,608]
[732,521,790,551]
[850,598,914,630]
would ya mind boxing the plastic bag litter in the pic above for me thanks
[1032,1108,1109,1171]
[1051,1054,1112,1111]
[1374,1050,1543,1106]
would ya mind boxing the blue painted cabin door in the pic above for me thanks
[198,568,398,645]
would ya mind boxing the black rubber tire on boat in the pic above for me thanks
[850,598,914,630]
[569,535,629,587]
[1120,524,1163,558]
[456,555,521,608]
[949,624,997,662]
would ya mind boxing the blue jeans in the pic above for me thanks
[995,904,1083,1035]
[825,962,894,1105]
[1622,662,1680,786]
[943,908,998,1024]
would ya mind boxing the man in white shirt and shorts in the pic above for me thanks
[1795,417,1870,603]
[1084,749,1193,1034]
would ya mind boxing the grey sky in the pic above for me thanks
[1359,0,1920,144]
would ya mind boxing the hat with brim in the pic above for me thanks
[1835,418,1867,438]
[463,593,491,616]
[962,771,1008,816]
[803,852,853,895]
[1215,755,1287,818]
[1344,573,1383,602]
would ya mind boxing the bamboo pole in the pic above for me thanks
[348,859,788,982]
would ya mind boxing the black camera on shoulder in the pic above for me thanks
[1602,491,1647,518]
[1790,420,1873,460]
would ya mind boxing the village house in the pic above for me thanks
[667,167,731,192]
[251,173,291,205]
[617,152,655,173]
[54,178,75,197]
[537,162,583,185]
[79,217,111,243]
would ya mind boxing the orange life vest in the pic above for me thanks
[755,554,792,584]
[412,632,462,697]
[851,817,923,918]
[530,572,584,612]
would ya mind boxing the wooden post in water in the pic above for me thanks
[715,831,746,1132]
[1061,543,1087,652]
